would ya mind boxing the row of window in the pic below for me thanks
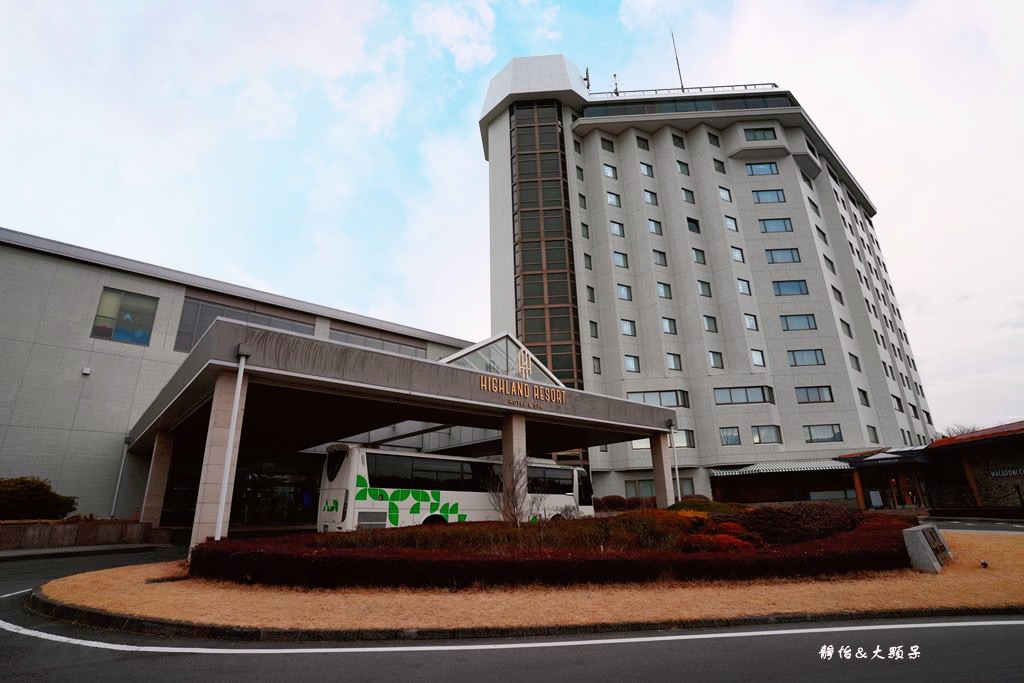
[718,423,842,446]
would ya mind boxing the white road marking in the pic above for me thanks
[0,589,32,599]
[0,617,1022,655]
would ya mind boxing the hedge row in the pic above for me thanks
[720,502,858,545]
[0,477,76,520]
[188,513,914,589]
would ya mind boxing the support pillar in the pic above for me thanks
[852,468,867,511]
[650,432,674,508]
[961,455,982,507]
[140,431,174,525]
[189,370,248,549]
[501,413,527,520]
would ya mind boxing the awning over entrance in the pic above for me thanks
[709,459,852,477]
[129,319,679,547]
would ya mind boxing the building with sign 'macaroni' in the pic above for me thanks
[479,55,936,503]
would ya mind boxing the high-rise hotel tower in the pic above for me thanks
[480,56,935,500]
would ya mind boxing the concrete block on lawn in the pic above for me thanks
[903,524,954,573]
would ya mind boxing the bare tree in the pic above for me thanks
[940,423,982,438]
[486,459,546,526]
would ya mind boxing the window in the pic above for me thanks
[867,425,879,444]
[744,313,758,330]
[620,319,636,336]
[657,282,672,299]
[681,188,695,203]
[609,221,625,237]
[667,353,683,370]
[858,388,871,407]
[731,246,745,262]
[648,219,663,235]
[773,280,808,295]
[581,223,590,238]
[586,286,595,303]
[892,395,904,412]
[703,315,718,333]
[624,355,640,373]
[177,296,315,353]
[92,287,158,346]
[687,217,701,233]
[672,134,685,149]
[759,218,793,233]
[737,278,751,295]
[601,137,614,152]
[714,159,726,173]
[744,127,777,141]
[714,386,774,405]
[677,160,690,175]
[589,321,598,338]
[662,317,677,334]
[766,248,800,263]
[640,162,654,177]
[593,356,602,374]
[644,190,659,205]
[617,284,632,301]
[804,424,843,443]
[752,425,782,444]
[607,192,621,207]
[724,215,738,231]
[780,314,817,331]
[746,162,779,175]
[788,349,825,366]
[796,386,833,403]
[579,194,587,209]
[708,132,720,147]
[627,390,690,408]
[848,353,862,371]
[708,350,724,368]
[698,280,713,297]
[753,189,786,203]
[653,250,668,266]
[576,166,584,181]
[719,426,740,446]
[831,286,845,305]
[584,253,593,270]
[574,140,582,154]
[909,403,919,419]
[613,251,629,268]
[808,199,820,216]
[692,248,706,265]
[719,186,733,202]
[824,255,836,273]
[603,164,618,179]
[636,135,650,150]
[751,349,766,366]
[816,226,828,243]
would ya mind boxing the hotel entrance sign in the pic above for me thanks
[478,375,567,409]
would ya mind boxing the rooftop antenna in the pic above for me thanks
[612,73,619,96]
[584,67,591,91]
[671,31,684,90]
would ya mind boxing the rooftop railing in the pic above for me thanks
[589,82,780,99]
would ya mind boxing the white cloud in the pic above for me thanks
[414,0,497,72]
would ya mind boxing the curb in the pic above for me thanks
[0,544,177,563]
[24,589,1024,643]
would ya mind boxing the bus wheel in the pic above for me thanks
[549,514,564,521]
[421,515,447,525]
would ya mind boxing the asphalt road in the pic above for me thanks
[2,549,1023,682]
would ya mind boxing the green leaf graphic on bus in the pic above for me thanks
[355,479,466,526]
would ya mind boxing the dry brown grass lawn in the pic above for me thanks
[40,531,1024,632]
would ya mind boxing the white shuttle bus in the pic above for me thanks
[317,444,594,531]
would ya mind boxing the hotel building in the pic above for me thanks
[479,56,935,501]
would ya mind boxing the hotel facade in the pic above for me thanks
[479,56,935,501]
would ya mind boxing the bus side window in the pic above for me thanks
[326,449,348,483]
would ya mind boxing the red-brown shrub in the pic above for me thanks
[723,502,857,544]
[603,495,627,511]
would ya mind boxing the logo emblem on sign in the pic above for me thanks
[516,348,532,379]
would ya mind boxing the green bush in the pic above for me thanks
[0,477,77,520]
[667,496,749,515]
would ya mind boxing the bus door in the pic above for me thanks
[318,446,351,532]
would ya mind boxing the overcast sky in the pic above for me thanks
[1,0,1021,431]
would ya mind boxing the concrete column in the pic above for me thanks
[650,432,674,508]
[313,316,331,339]
[852,468,867,511]
[139,431,174,526]
[961,455,981,507]
[501,413,527,520]
[189,370,249,548]
[692,467,713,499]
